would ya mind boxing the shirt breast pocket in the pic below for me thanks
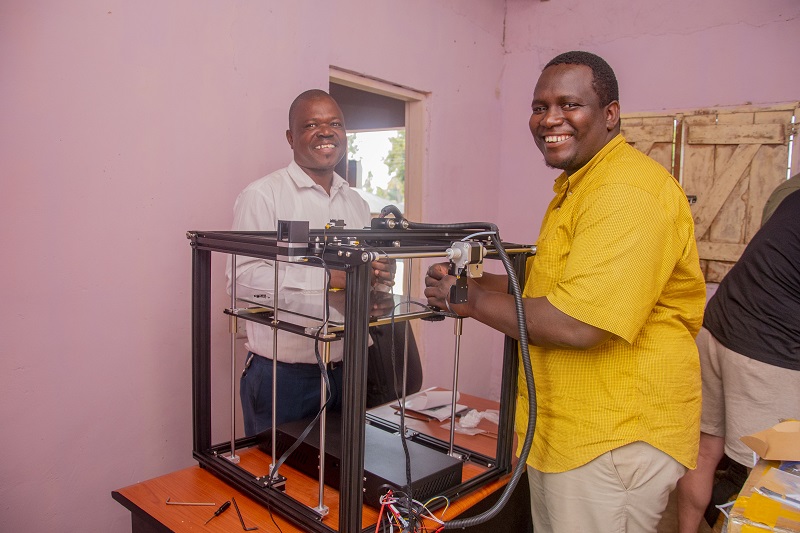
[528,227,571,296]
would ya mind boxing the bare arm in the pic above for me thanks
[328,257,396,290]
[424,263,611,349]
[471,271,511,293]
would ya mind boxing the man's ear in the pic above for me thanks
[605,101,620,131]
[286,129,293,148]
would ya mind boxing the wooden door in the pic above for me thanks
[622,103,798,283]
[681,104,796,282]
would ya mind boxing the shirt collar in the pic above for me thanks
[552,134,626,194]
[287,160,348,195]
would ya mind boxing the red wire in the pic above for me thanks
[375,503,386,533]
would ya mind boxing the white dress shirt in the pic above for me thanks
[226,160,371,363]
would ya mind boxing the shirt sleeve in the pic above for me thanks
[548,183,676,343]
[225,187,279,296]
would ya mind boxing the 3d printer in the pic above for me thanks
[186,212,536,533]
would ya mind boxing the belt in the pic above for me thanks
[242,352,340,377]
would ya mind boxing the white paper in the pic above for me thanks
[413,403,468,422]
[404,389,460,411]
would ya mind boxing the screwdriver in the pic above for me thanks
[204,500,231,525]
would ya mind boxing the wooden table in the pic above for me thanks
[113,394,531,532]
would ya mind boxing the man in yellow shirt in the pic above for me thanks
[425,51,705,532]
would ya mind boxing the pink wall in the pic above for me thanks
[1,1,797,530]
[0,1,506,531]
[324,1,513,408]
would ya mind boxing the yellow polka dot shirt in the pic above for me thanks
[516,134,706,473]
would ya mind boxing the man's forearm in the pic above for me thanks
[466,285,612,349]
[329,270,347,289]
[473,272,510,293]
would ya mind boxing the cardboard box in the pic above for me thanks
[727,422,800,532]
[740,421,800,461]
[727,461,800,532]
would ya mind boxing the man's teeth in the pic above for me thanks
[315,144,335,149]
[545,135,571,143]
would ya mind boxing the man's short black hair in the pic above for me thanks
[545,51,619,106]
[288,89,334,128]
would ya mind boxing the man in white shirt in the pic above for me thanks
[227,89,395,436]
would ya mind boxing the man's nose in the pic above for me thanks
[541,107,564,127]
[317,125,334,136]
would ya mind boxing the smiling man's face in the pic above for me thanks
[286,95,346,186]
[529,64,619,176]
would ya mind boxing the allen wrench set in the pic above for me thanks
[232,497,259,531]
[165,496,258,530]
[165,497,215,506]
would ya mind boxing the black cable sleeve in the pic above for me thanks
[401,220,536,530]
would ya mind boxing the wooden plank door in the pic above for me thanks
[681,105,796,282]
[623,104,797,283]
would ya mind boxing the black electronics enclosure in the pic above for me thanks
[187,226,533,533]
[258,413,463,507]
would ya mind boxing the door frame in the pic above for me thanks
[329,66,427,225]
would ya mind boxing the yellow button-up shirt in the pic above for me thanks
[516,134,706,472]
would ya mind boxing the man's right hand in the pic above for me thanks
[424,262,462,314]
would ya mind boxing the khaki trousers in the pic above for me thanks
[527,441,686,533]
[697,326,800,467]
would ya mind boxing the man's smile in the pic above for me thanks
[544,134,573,144]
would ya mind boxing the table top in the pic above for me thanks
[113,393,513,532]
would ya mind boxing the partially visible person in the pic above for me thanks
[425,51,706,532]
[762,172,799,225]
[677,188,800,533]
[227,89,395,437]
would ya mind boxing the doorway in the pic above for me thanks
[329,83,406,214]
[329,68,427,295]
